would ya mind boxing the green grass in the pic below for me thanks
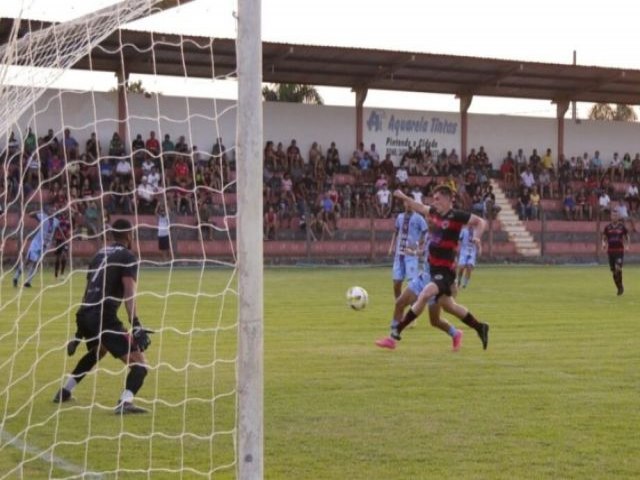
[1,265,639,479]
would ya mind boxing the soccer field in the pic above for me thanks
[1,265,639,479]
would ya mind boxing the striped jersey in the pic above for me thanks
[427,207,471,270]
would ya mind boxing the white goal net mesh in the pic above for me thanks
[0,1,248,478]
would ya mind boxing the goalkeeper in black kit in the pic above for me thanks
[53,219,153,414]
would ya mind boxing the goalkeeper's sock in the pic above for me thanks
[54,258,60,277]
[119,389,134,404]
[125,365,148,395]
[63,377,78,392]
[70,349,100,384]
[60,257,67,275]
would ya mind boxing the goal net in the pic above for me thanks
[0,0,263,478]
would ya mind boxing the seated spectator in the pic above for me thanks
[137,176,157,213]
[622,153,632,181]
[310,211,333,241]
[563,188,577,220]
[624,181,639,214]
[379,153,395,179]
[115,157,133,182]
[141,156,155,178]
[264,205,278,240]
[575,189,588,221]
[541,148,554,174]
[395,162,409,189]
[529,149,541,174]
[598,189,611,219]
[341,183,352,219]
[520,165,536,190]
[375,182,392,218]
[519,187,533,221]
[111,176,133,214]
[607,152,623,182]
[538,168,554,199]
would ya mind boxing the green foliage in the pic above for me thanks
[588,103,637,121]
[262,83,324,104]
[1,266,639,479]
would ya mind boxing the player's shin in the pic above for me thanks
[124,364,148,396]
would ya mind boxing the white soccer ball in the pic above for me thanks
[346,286,369,310]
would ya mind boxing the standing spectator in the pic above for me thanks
[375,182,392,218]
[380,153,395,180]
[448,148,461,175]
[541,148,554,173]
[264,205,278,240]
[85,132,101,162]
[286,139,300,170]
[161,133,175,169]
[609,152,624,182]
[108,132,126,158]
[145,131,160,161]
[156,202,172,262]
[598,189,611,219]
[590,151,605,178]
[211,137,227,163]
[326,141,341,173]
[529,148,541,174]
[63,128,79,160]
[131,134,145,166]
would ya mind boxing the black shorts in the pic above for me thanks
[76,309,138,358]
[608,252,624,272]
[158,235,170,251]
[430,267,456,298]
[55,240,68,255]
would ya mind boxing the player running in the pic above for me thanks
[602,209,630,295]
[456,225,479,289]
[13,207,60,288]
[52,218,153,414]
[388,201,427,299]
[376,186,490,350]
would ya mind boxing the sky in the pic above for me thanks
[2,0,640,117]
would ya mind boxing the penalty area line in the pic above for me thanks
[0,428,104,479]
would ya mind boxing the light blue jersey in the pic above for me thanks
[392,211,427,282]
[27,212,60,261]
[457,226,477,267]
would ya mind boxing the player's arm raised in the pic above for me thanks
[393,189,430,215]
[468,214,487,252]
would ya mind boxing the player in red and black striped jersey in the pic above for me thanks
[54,212,72,278]
[602,210,630,295]
[376,185,491,350]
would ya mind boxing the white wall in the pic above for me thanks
[9,89,640,170]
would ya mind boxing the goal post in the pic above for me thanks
[235,0,264,479]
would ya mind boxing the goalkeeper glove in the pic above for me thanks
[132,317,153,352]
[67,337,80,356]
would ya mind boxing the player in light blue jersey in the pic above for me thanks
[456,226,479,289]
[13,208,61,288]
[388,201,427,299]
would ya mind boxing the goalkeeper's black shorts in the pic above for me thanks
[76,310,139,358]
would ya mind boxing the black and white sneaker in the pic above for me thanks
[114,401,148,415]
[52,388,72,403]
[477,323,490,350]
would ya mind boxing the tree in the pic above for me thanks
[262,83,323,104]
[588,103,637,121]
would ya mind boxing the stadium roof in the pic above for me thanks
[3,19,640,105]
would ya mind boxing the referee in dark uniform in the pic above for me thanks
[53,218,152,414]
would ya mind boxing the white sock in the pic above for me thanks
[64,377,78,392]
[119,389,134,403]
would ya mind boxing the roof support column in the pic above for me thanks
[556,100,569,164]
[459,94,473,161]
[116,69,130,145]
[354,87,368,149]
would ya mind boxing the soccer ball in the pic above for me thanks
[346,286,368,310]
